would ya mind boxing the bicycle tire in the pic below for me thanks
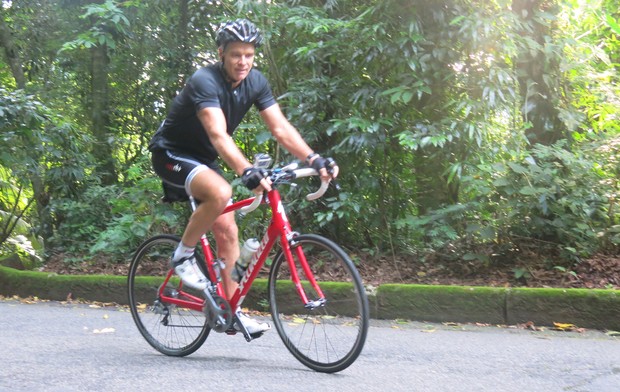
[127,234,210,357]
[268,234,369,373]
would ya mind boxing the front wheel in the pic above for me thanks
[268,234,369,373]
[127,234,210,357]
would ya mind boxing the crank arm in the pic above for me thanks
[202,287,228,327]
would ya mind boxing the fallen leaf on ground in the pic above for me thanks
[552,322,583,332]
[93,328,115,334]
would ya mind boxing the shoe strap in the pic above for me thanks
[171,254,195,267]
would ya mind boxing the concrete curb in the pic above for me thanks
[373,284,620,330]
[1,265,619,330]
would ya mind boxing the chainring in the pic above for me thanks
[205,295,233,333]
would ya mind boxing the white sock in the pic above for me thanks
[173,242,194,262]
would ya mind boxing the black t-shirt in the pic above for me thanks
[149,63,277,162]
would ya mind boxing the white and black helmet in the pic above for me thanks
[216,19,263,49]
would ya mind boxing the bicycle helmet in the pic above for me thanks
[216,19,263,49]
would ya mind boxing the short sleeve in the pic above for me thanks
[253,72,277,111]
[187,68,222,112]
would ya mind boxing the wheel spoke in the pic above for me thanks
[269,234,369,373]
[127,235,210,357]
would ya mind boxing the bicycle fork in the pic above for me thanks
[287,236,327,310]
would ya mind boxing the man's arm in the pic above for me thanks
[260,104,338,180]
[197,107,251,176]
[259,104,314,162]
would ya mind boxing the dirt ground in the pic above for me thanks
[40,251,620,290]
[354,253,620,289]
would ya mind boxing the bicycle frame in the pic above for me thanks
[154,187,325,315]
[128,160,369,372]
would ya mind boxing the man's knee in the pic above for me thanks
[190,173,232,207]
[210,185,233,206]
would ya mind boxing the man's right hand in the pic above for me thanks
[241,167,269,191]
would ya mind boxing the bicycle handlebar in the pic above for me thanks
[239,194,263,214]
[294,168,330,200]
[239,166,330,214]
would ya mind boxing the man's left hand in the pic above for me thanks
[310,155,339,181]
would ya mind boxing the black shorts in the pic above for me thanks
[151,149,223,202]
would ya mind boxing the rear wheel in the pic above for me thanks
[268,234,369,373]
[127,234,210,357]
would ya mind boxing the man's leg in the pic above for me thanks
[182,169,232,246]
[184,168,269,334]
[212,213,270,335]
[211,212,240,300]
[209,194,271,335]
[170,169,232,290]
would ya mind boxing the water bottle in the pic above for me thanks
[231,238,259,283]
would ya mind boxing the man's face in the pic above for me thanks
[219,41,256,84]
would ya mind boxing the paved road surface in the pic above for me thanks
[1,298,619,391]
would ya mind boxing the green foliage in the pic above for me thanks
[0,88,93,195]
[557,0,620,137]
[49,159,185,261]
[490,142,615,261]
[49,185,119,256]
[394,138,618,269]
[1,0,619,276]
[0,88,93,262]
[60,0,131,52]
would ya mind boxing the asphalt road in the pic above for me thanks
[1,298,619,392]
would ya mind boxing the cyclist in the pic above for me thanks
[148,19,338,335]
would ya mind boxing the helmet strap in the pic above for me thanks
[218,48,234,83]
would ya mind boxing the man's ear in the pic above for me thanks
[218,47,224,60]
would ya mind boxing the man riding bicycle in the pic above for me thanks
[148,19,338,335]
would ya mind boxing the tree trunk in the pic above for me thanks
[29,173,53,243]
[414,149,459,215]
[177,0,193,80]
[91,43,116,184]
[0,9,26,89]
[512,0,566,146]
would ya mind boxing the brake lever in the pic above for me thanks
[325,158,340,191]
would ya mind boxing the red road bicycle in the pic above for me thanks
[127,155,369,373]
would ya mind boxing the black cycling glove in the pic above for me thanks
[241,167,267,191]
[310,155,337,174]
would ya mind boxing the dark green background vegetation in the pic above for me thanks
[1,0,618,279]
